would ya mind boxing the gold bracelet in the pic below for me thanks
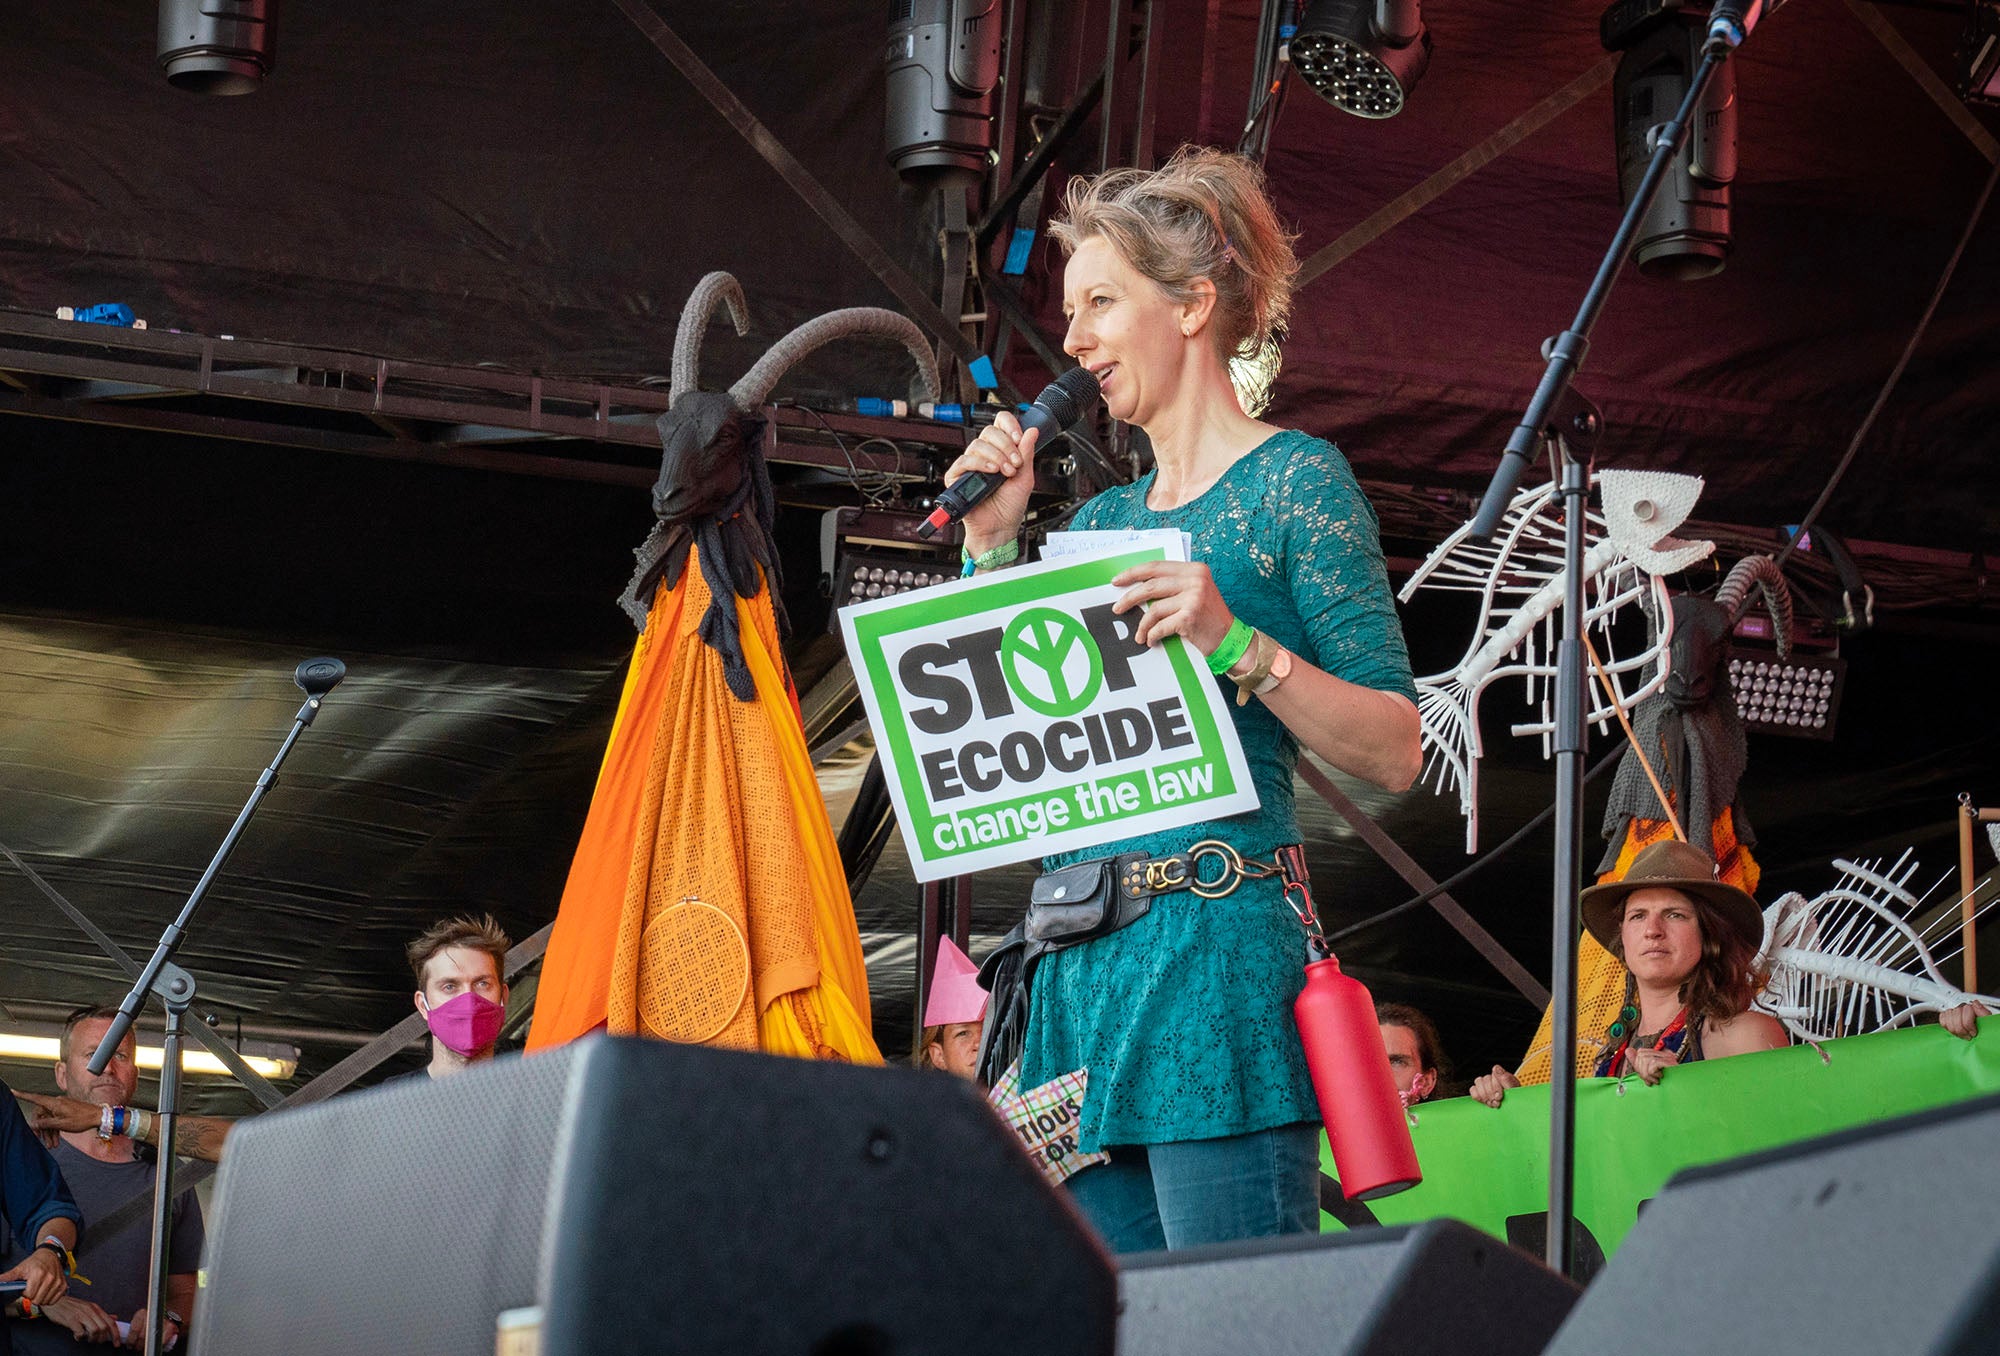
[1231,631,1278,706]
[1224,627,1264,682]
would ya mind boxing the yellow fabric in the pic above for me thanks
[530,544,878,1065]
[1515,808,1759,1084]
[759,954,878,1060]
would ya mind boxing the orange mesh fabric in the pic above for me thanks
[1514,808,1759,1084]
[637,898,751,1043]
[531,545,877,1063]
[733,578,874,1046]
[608,556,815,1048]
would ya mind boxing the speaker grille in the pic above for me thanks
[1545,1093,2000,1356]
[201,1047,578,1356]
[1116,1219,1578,1356]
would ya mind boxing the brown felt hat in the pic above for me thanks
[1579,838,1764,955]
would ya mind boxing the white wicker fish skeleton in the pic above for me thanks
[1399,470,1714,851]
[1755,852,1999,1043]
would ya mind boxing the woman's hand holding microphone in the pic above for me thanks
[941,412,1042,564]
[945,411,1237,662]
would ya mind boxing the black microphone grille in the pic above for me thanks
[1036,366,1101,428]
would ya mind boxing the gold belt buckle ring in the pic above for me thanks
[1186,840,1283,898]
[1186,840,1247,898]
[1141,857,1188,892]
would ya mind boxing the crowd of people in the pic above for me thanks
[0,915,515,1350]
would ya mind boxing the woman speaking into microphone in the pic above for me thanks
[943,147,1422,1250]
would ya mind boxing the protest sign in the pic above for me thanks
[839,546,1257,880]
[987,1060,1109,1187]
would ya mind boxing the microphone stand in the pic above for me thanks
[88,659,346,1356]
[1465,41,1735,1279]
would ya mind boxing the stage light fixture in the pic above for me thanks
[1727,609,1844,740]
[821,505,962,633]
[829,549,957,632]
[1290,0,1432,119]
[1604,3,1736,280]
[1726,650,1843,739]
[1958,3,2000,105]
[158,0,277,95]
[885,0,1002,176]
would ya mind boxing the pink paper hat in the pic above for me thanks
[923,935,989,1027]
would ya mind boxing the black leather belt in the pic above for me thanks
[1024,839,1290,948]
[1115,839,1284,901]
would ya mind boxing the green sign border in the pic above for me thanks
[845,548,1238,868]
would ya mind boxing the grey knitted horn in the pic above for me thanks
[728,307,941,411]
[1716,554,1794,658]
[669,272,752,404]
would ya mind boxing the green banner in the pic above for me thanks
[1321,1024,2000,1261]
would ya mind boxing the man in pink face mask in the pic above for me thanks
[407,915,513,1079]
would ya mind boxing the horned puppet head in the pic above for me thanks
[619,273,942,699]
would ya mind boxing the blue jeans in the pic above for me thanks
[1065,1123,1322,1253]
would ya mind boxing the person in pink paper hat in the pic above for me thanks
[913,936,988,1081]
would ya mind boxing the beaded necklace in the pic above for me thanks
[1604,1005,1690,1078]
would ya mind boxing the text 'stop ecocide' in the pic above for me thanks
[840,546,1258,880]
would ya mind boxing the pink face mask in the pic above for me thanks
[422,990,505,1056]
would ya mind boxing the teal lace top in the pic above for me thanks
[1019,430,1418,1152]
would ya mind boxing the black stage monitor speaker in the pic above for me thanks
[1543,1091,2000,1356]
[199,1035,1116,1356]
[1116,1217,1580,1356]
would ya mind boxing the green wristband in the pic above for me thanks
[1206,617,1255,675]
[960,539,1021,578]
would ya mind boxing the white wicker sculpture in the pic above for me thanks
[1399,469,1714,851]
[1755,852,1999,1043]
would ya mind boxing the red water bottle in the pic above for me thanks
[1294,952,1421,1200]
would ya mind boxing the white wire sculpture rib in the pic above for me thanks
[1399,469,1714,851]
[1755,851,2000,1043]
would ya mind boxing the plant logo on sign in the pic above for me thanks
[1000,607,1103,718]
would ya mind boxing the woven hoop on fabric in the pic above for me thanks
[637,896,751,1043]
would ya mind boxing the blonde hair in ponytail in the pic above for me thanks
[1048,146,1299,414]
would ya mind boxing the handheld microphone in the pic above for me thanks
[915,366,1100,541]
